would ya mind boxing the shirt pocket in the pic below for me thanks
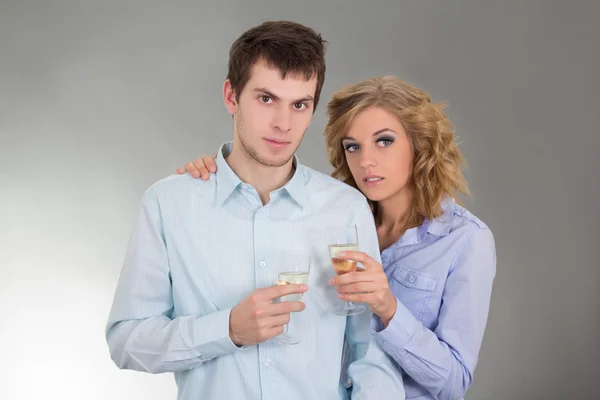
[390,267,439,322]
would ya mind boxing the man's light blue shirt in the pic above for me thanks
[106,142,405,399]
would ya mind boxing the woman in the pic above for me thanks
[176,76,496,400]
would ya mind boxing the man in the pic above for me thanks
[105,20,405,399]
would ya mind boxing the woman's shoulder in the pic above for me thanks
[449,202,489,231]
[443,201,496,265]
[431,198,494,245]
[439,199,496,272]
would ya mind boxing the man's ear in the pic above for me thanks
[223,79,237,115]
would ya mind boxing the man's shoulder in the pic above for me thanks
[142,173,211,202]
[300,165,368,207]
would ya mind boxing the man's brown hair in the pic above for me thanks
[227,21,327,111]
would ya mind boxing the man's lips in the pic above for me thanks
[264,138,291,148]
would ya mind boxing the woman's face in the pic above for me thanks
[342,106,414,203]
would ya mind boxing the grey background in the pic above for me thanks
[1,1,598,399]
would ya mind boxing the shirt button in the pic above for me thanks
[259,261,266,268]
[409,274,416,283]
[264,358,272,366]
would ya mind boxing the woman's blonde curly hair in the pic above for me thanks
[324,76,470,226]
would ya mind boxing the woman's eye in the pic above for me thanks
[377,138,394,147]
[343,143,359,153]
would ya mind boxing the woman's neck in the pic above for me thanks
[376,186,420,251]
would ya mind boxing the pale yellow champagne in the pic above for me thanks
[278,272,309,302]
[328,244,359,275]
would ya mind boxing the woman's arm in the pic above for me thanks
[374,227,496,400]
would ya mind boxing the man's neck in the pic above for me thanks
[225,142,295,205]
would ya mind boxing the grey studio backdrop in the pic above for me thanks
[0,1,598,399]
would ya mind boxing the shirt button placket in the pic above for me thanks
[254,205,274,399]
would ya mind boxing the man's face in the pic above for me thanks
[224,59,317,168]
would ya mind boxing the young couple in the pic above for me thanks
[107,20,495,400]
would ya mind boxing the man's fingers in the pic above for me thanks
[252,300,304,318]
[267,326,286,339]
[258,284,308,301]
[270,300,305,315]
[261,313,292,328]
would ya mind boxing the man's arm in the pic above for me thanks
[345,199,405,398]
[105,186,244,374]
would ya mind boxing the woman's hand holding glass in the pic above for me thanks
[328,250,397,327]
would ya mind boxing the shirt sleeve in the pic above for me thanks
[346,199,406,399]
[374,226,496,399]
[105,187,245,374]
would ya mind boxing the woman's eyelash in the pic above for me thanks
[343,137,394,152]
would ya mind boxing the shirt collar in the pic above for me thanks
[277,158,307,209]
[215,141,307,208]
[385,196,456,251]
[215,142,242,206]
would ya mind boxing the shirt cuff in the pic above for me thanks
[193,307,248,360]
[374,297,419,349]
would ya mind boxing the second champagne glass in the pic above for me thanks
[327,225,366,316]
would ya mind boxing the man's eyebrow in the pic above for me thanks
[253,88,314,103]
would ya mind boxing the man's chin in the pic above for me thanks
[256,151,294,168]
[261,156,294,168]
[259,145,296,166]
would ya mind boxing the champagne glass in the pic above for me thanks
[273,252,310,345]
[327,225,366,316]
